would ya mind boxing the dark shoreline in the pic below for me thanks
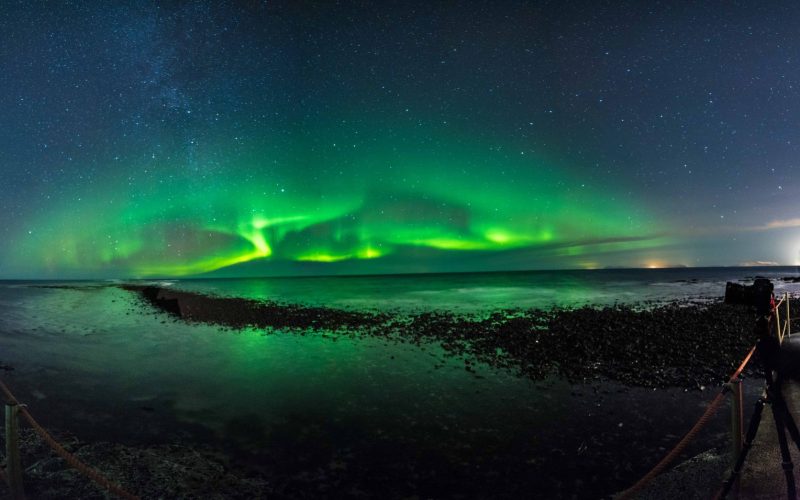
[2,428,268,499]
[119,284,768,497]
[122,284,768,389]
[3,283,778,498]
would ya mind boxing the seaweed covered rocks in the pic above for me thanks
[537,303,755,387]
[390,302,757,388]
[122,285,773,390]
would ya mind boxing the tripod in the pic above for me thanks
[719,328,800,498]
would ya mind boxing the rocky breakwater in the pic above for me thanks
[122,285,781,390]
[124,285,390,331]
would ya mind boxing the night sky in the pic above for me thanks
[2,1,800,278]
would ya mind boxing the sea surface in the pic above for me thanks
[0,267,797,497]
[162,266,800,312]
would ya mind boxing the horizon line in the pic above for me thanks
[1,263,799,282]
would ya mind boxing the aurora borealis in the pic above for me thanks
[3,1,800,278]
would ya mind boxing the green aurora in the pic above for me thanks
[13,132,666,277]
[2,2,701,279]
[8,2,800,277]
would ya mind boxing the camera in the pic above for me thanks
[719,276,800,499]
[724,277,774,316]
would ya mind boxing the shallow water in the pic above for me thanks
[0,269,786,497]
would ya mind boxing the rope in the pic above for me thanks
[617,345,756,499]
[729,345,757,383]
[0,379,138,500]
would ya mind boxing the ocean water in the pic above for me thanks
[167,266,800,311]
[0,267,794,497]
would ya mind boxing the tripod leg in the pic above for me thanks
[783,415,800,480]
[771,384,800,455]
[771,395,797,499]
[719,397,767,499]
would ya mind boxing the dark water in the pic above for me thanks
[166,266,800,311]
[0,267,793,497]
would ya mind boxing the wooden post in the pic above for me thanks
[730,379,743,498]
[5,403,25,499]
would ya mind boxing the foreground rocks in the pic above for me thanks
[5,428,268,499]
[123,285,774,389]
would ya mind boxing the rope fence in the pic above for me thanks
[619,291,793,499]
[617,345,756,499]
[0,379,138,500]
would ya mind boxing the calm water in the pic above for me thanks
[0,267,794,497]
[167,266,800,311]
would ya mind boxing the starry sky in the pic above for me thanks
[2,1,800,279]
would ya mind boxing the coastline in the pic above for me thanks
[118,285,770,497]
[0,282,777,498]
[122,284,762,389]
